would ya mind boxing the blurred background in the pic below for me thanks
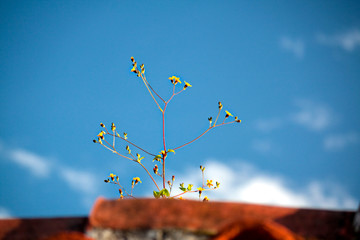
[1,1,359,218]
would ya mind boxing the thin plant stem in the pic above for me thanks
[109,181,131,197]
[138,162,161,191]
[162,105,167,189]
[169,179,174,196]
[172,187,217,199]
[202,171,205,188]
[173,127,212,151]
[142,74,165,103]
[174,89,184,96]
[140,74,163,112]
[219,121,236,126]
[100,140,134,161]
[107,132,156,157]
[172,121,236,151]
[112,131,115,147]
[213,108,221,127]
[171,190,197,198]
[113,150,134,161]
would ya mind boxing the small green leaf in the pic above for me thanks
[153,155,162,162]
[159,188,170,197]
[167,149,175,154]
[179,187,187,192]
[153,191,160,199]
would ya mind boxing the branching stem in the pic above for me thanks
[107,132,156,157]
[138,162,161,191]
[172,121,236,151]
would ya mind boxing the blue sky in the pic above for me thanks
[1,1,359,218]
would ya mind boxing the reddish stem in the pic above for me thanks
[162,103,168,189]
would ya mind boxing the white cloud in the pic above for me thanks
[324,132,359,151]
[0,143,99,202]
[0,207,13,219]
[252,140,272,153]
[252,139,279,154]
[316,29,360,52]
[255,99,335,133]
[290,99,334,131]
[279,36,305,59]
[8,149,52,178]
[175,160,357,210]
[58,167,98,195]
[254,118,283,133]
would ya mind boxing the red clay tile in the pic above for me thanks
[0,217,88,240]
[0,198,357,240]
[89,197,357,240]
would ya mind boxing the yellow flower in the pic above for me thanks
[109,173,116,181]
[97,131,106,139]
[203,196,209,201]
[225,110,233,118]
[130,56,135,63]
[153,165,158,174]
[235,116,241,123]
[100,123,105,128]
[133,177,142,184]
[111,123,116,131]
[218,102,223,110]
[197,187,204,197]
[169,76,181,85]
[136,153,144,163]
[206,180,213,188]
[183,81,192,90]
[187,184,193,191]
[140,64,145,74]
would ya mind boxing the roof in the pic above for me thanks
[0,198,358,240]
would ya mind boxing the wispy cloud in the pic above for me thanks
[324,132,359,151]
[254,118,283,133]
[279,36,305,59]
[175,160,357,210]
[0,207,13,219]
[252,139,279,154]
[59,167,98,195]
[290,99,335,131]
[255,99,335,133]
[0,143,99,203]
[316,29,360,52]
[8,149,52,178]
